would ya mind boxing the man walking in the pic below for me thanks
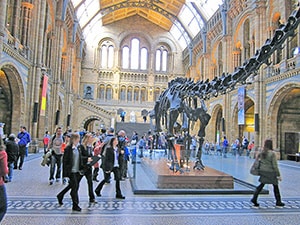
[48,127,64,185]
[15,126,31,170]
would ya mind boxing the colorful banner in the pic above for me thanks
[40,75,48,116]
[238,87,245,125]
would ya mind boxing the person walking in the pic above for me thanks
[251,139,285,208]
[43,131,51,154]
[78,133,97,203]
[48,127,64,185]
[59,133,83,211]
[15,126,31,170]
[222,136,229,158]
[0,141,8,222]
[95,137,125,199]
[92,140,101,182]
[5,134,19,182]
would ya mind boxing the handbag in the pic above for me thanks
[250,158,260,176]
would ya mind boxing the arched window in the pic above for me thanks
[155,46,168,72]
[162,50,168,72]
[106,85,112,100]
[99,85,105,99]
[108,46,114,68]
[131,38,139,70]
[100,41,114,69]
[101,45,108,68]
[121,37,149,70]
[122,46,129,69]
[218,42,223,75]
[140,48,148,70]
[127,86,133,102]
[243,19,251,60]
[120,86,126,101]
[141,87,146,102]
[134,87,139,102]
[155,50,161,71]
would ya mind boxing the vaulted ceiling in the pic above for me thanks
[99,0,185,31]
[73,0,185,31]
[71,0,223,48]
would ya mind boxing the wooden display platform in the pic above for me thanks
[141,158,234,189]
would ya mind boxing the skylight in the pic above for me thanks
[72,0,100,28]
[170,0,224,49]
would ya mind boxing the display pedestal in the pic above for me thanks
[141,158,234,189]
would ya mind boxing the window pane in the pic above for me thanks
[155,50,161,71]
[127,87,132,101]
[120,86,126,101]
[134,87,139,101]
[140,48,148,70]
[141,88,146,102]
[122,46,129,69]
[189,18,200,37]
[101,45,107,68]
[131,38,139,69]
[99,85,105,99]
[162,50,168,72]
[106,86,112,100]
[108,46,114,69]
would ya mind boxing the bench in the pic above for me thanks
[287,154,300,162]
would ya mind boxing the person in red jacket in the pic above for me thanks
[0,140,8,222]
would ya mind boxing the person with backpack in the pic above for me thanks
[47,127,64,185]
[5,134,19,182]
[43,131,51,154]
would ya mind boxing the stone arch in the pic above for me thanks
[80,115,106,132]
[0,64,25,134]
[267,82,300,152]
[209,103,223,143]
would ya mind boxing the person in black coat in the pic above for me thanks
[78,133,96,203]
[95,137,125,199]
[5,134,19,182]
[60,133,83,211]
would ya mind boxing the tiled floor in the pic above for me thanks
[2,151,300,225]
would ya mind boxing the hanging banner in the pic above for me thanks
[238,86,245,125]
[40,75,48,116]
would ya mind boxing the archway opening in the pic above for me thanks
[277,88,300,157]
[83,118,105,133]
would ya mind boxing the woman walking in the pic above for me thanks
[95,137,125,199]
[61,133,83,211]
[78,133,97,203]
[251,139,285,207]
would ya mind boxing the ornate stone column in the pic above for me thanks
[0,0,8,59]
[19,1,34,47]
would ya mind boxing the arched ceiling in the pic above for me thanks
[99,0,184,31]
[71,0,223,48]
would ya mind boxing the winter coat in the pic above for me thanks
[258,150,280,185]
[5,139,19,163]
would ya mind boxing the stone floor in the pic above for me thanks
[2,150,300,225]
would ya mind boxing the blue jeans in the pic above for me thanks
[0,185,7,222]
[8,162,14,181]
[49,154,62,180]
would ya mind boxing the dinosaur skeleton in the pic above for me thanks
[153,7,300,171]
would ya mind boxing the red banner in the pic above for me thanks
[40,75,48,116]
